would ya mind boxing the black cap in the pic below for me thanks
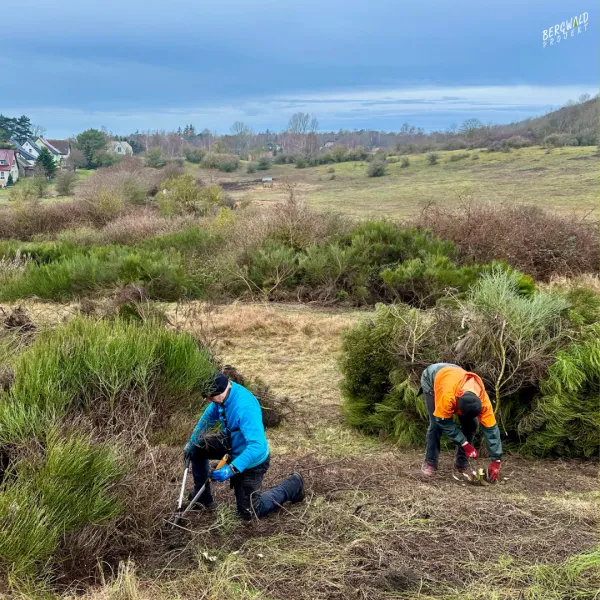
[458,392,482,419]
[208,372,229,397]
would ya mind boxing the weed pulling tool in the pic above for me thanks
[177,458,191,511]
[170,454,228,528]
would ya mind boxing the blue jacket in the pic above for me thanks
[189,382,270,472]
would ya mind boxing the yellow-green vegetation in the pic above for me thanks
[0,169,95,204]
[188,146,599,218]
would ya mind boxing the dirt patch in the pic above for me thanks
[219,180,263,191]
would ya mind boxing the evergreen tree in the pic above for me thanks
[36,146,57,178]
[7,173,14,186]
[75,129,106,169]
[13,116,32,143]
[0,114,33,142]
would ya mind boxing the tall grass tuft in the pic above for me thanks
[0,317,217,588]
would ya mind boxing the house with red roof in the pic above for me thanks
[0,149,19,187]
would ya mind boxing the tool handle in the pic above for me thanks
[176,458,192,510]
[215,454,228,471]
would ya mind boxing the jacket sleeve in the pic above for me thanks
[435,417,467,446]
[230,399,268,473]
[482,424,503,460]
[190,403,219,445]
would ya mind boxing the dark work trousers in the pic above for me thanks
[423,392,478,469]
[190,433,303,520]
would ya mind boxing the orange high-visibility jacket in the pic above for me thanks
[433,366,496,428]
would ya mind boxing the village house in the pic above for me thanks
[10,139,37,177]
[108,141,134,156]
[21,139,40,159]
[36,137,71,165]
[0,149,19,187]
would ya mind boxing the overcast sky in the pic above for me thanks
[2,0,597,137]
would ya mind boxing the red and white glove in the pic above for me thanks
[488,460,501,483]
[461,441,479,459]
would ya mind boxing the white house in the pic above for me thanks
[0,149,19,187]
[22,139,40,159]
[36,137,71,165]
[108,141,134,156]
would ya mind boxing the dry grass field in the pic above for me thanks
[188,146,599,219]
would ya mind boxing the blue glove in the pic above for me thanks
[210,464,235,482]
[183,441,194,461]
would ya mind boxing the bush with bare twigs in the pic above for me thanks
[416,202,599,280]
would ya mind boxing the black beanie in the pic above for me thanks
[458,392,482,419]
[209,372,229,397]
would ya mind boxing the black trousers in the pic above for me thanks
[190,434,302,520]
[423,392,478,468]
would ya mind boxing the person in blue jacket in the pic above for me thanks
[184,371,304,520]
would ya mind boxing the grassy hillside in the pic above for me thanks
[190,146,599,218]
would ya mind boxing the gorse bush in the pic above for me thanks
[201,152,239,172]
[0,317,216,586]
[367,159,387,177]
[448,152,470,162]
[519,324,600,458]
[183,147,206,164]
[340,269,597,456]
[256,156,272,170]
[0,244,197,302]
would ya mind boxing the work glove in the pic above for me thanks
[488,460,501,483]
[461,441,479,459]
[183,441,194,461]
[210,464,235,482]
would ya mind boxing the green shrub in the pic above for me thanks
[144,146,166,168]
[340,269,583,453]
[426,152,439,165]
[544,133,579,148]
[201,153,239,172]
[55,171,78,196]
[400,157,410,168]
[247,162,257,173]
[0,245,196,302]
[0,318,216,585]
[184,147,206,164]
[256,156,272,170]
[367,159,387,177]
[30,177,49,199]
[505,135,530,149]
[122,176,148,204]
[519,325,600,458]
[448,152,470,162]
[8,183,38,203]
[2,318,214,428]
[245,240,300,297]
[380,254,481,307]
